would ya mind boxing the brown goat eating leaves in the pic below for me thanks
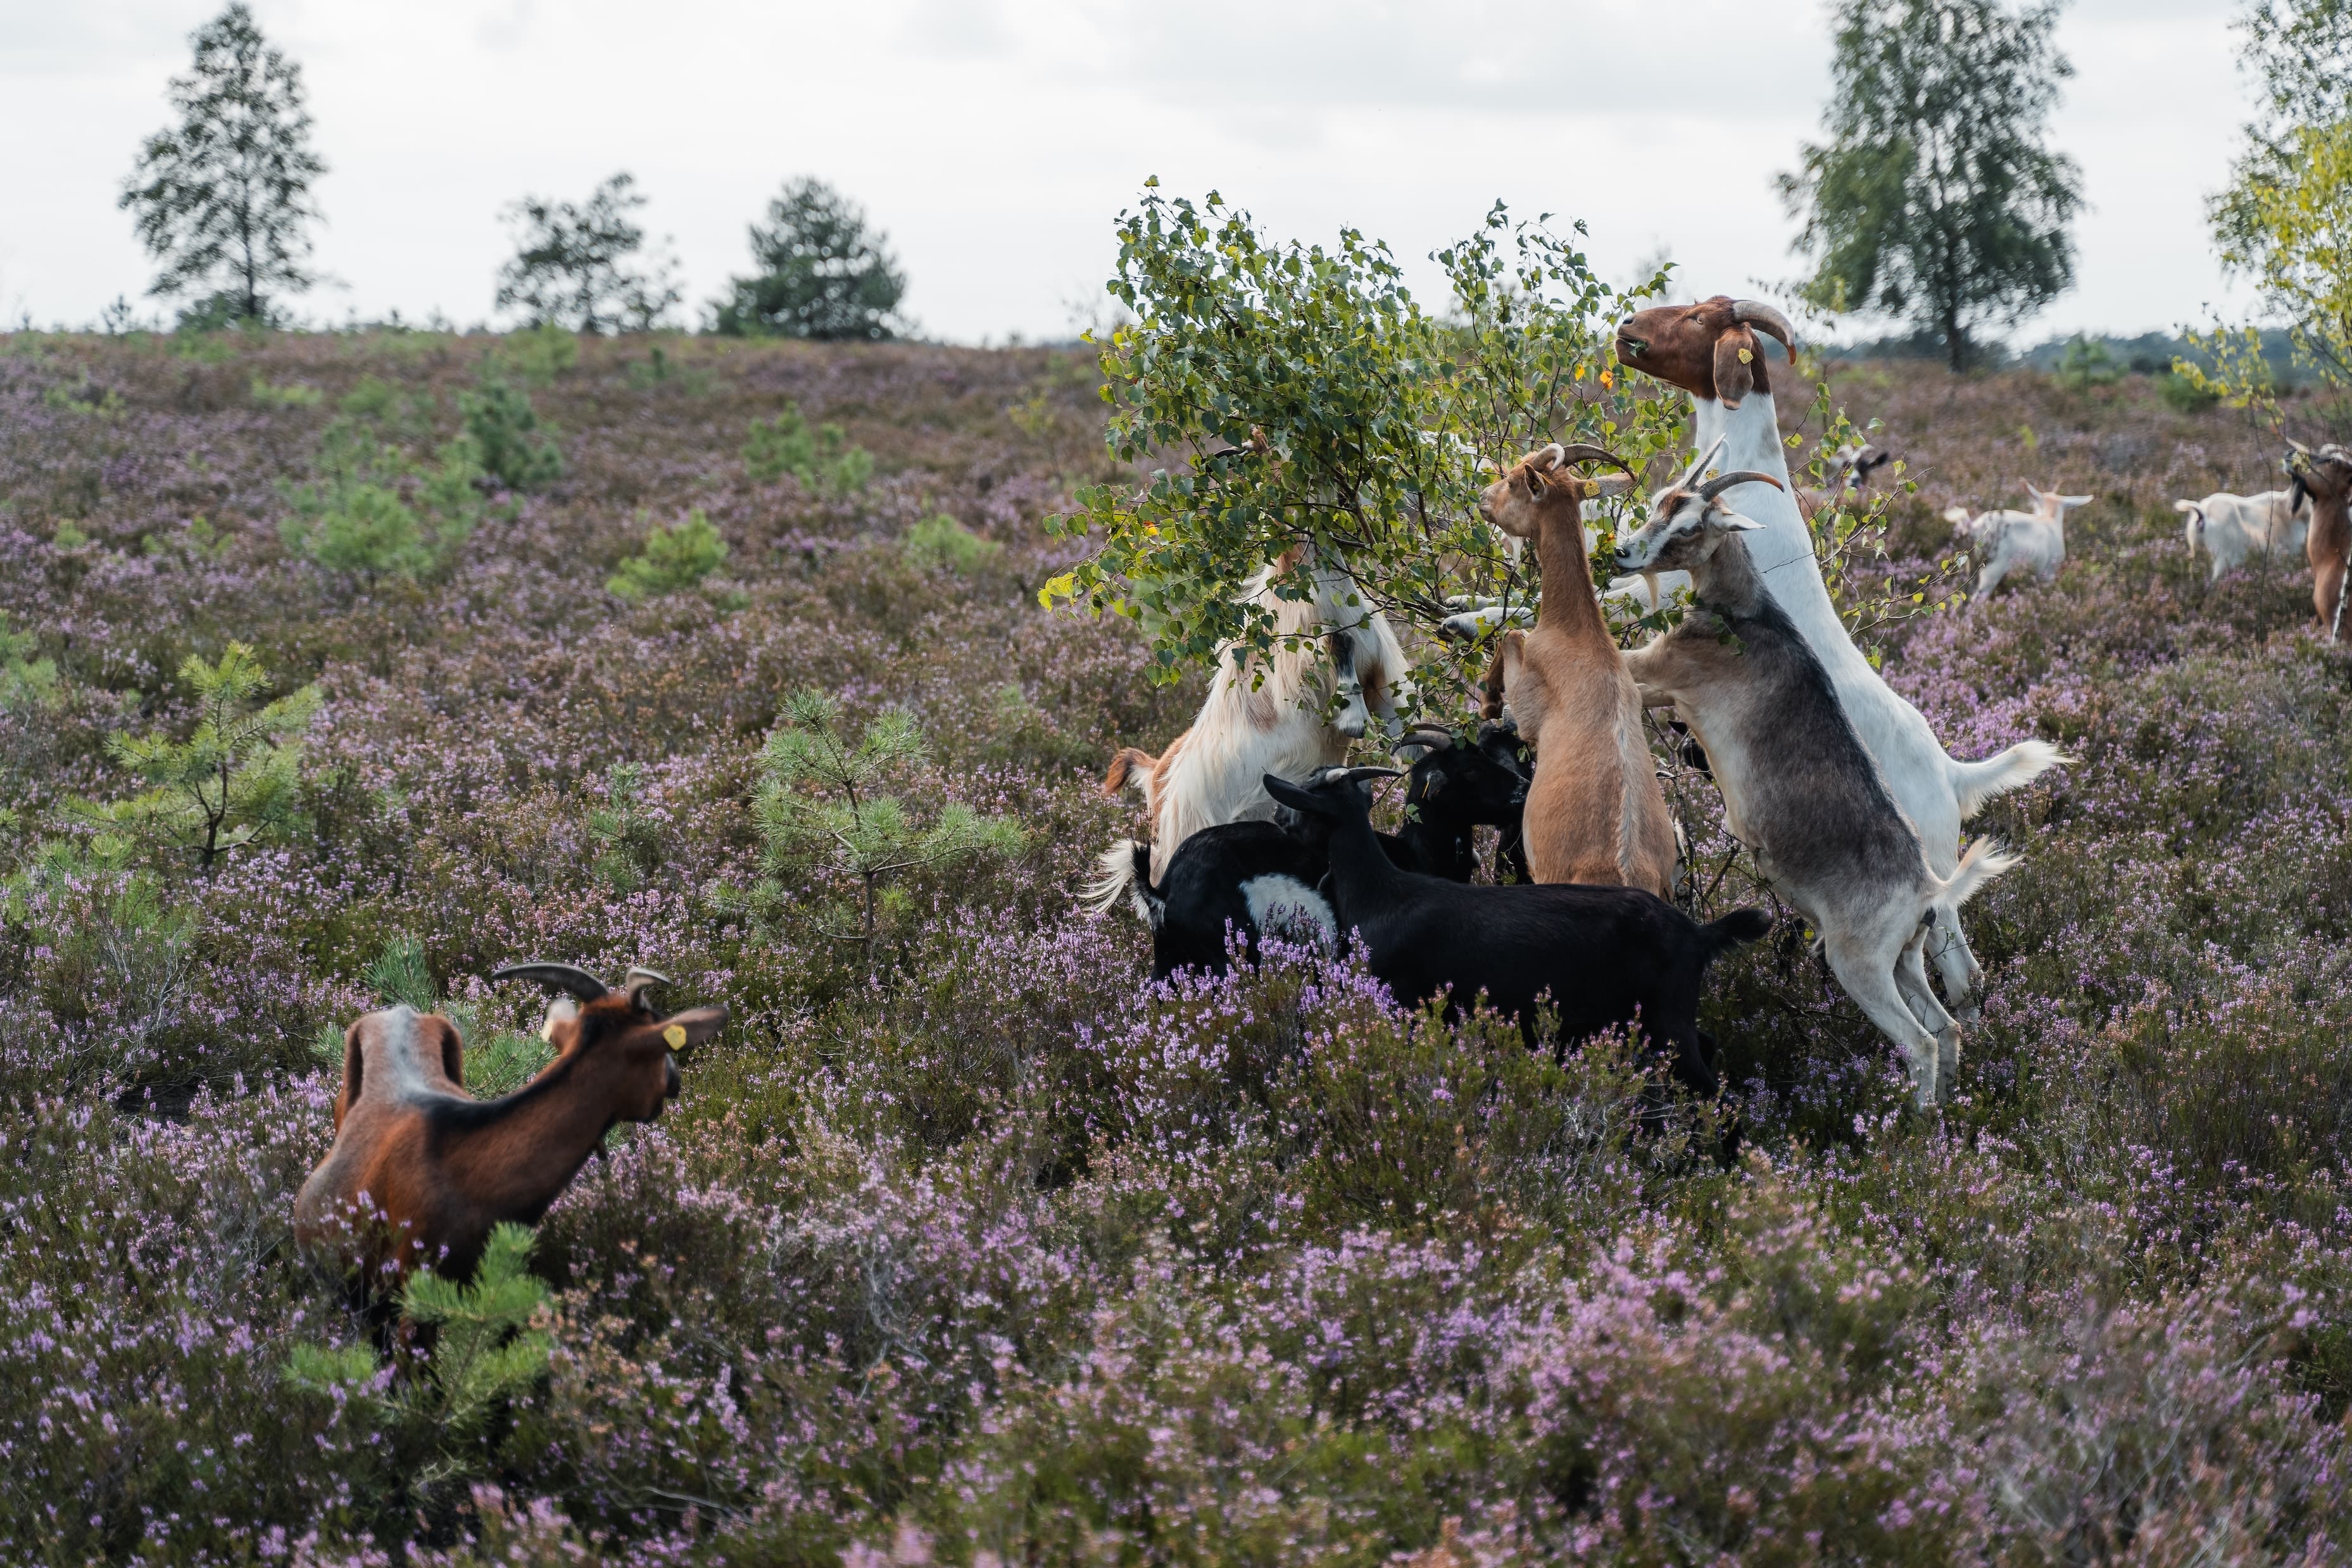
[293,962,726,1289]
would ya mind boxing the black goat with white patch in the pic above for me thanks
[1262,766,1769,1098]
[1087,731,1533,979]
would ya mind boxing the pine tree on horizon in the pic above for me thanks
[120,3,327,326]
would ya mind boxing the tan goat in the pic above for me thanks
[1476,443,1678,898]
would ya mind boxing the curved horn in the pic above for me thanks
[1677,434,1730,491]
[1697,470,1785,503]
[623,966,672,1005]
[1552,442,1636,479]
[491,962,611,1003]
[1730,299,1795,354]
[1392,726,1458,756]
[2287,437,2313,455]
[1331,765,1405,786]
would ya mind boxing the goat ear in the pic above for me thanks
[436,1015,464,1089]
[1720,514,1768,532]
[1711,327,1757,408]
[1579,474,1634,499]
[653,1003,726,1061]
[1523,465,1549,499]
[1943,506,1972,525]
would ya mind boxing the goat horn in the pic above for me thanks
[2287,438,2313,455]
[1551,442,1636,479]
[1392,725,1457,754]
[1730,299,1796,353]
[1697,470,1783,503]
[1676,434,1730,492]
[491,962,611,1003]
[1331,765,1405,786]
[623,966,672,1003]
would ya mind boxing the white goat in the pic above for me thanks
[1097,548,1409,886]
[1615,445,2018,1107]
[1944,484,2091,597]
[2176,487,2310,581]
[1613,296,2065,1017]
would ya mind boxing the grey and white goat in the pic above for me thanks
[1616,441,2020,1107]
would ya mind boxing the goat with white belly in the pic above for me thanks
[1615,443,2018,1107]
[1613,295,2061,1016]
[1944,484,2091,597]
[1101,546,1409,882]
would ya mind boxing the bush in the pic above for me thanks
[606,508,727,599]
[904,513,999,573]
[2163,367,2222,412]
[460,379,564,492]
[743,401,873,494]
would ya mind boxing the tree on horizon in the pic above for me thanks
[710,177,907,341]
[493,172,680,334]
[1778,0,2083,372]
[120,3,328,327]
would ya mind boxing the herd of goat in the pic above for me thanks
[1088,296,2352,1121]
[293,295,2352,1293]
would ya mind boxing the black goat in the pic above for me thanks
[1262,767,1768,1096]
[1091,731,1534,980]
[1392,722,1533,883]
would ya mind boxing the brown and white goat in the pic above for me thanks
[1100,546,1409,883]
[1474,442,1678,898]
[292,963,725,1287]
[2285,441,2352,642]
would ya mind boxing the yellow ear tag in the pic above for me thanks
[1738,348,1753,364]
[663,1024,687,1050]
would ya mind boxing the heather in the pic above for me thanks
[2,329,2350,1564]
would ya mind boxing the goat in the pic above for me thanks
[1090,729,1533,976]
[293,963,726,1287]
[1613,294,2061,1016]
[1614,444,2018,1107]
[1944,484,2091,597]
[1471,442,1679,898]
[1101,546,1409,882]
[1797,441,1896,520]
[2175,487,2310,580]
[2285,441,2352,642]
[1261,766,1769,1099]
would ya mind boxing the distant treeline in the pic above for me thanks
[1829,327,2311,383]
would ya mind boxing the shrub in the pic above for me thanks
[904,513,999,574]
[744,400,873,494]
[279,413,485,580]
[68,641,320,872]
[606,508,727,599]
[460,378,564,492]
[2163,367,2222,413]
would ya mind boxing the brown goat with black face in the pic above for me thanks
[292,962,726,1288]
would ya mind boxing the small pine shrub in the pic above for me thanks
[460,379,564,492]
[744,401,872,495]
[486,323,579,388]
[248,375,322,408]
[905,513,1000,574]
[607,509,728,599]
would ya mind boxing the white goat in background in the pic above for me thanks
[1944,485,2092,597]
[2176,487,2310,581]
[1100,547,1409,884]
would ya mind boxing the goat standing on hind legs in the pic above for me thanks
[2284,442,2352,643]
[1614,442,2017,1107]
[1473,441,1679,899]
[293,963,726,1294]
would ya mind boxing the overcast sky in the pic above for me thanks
[0,0,2255,345]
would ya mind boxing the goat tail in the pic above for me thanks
[1100,746,1159,801]
[1083,839,1160,926]
[1934,836,2021,919]
[1947,739,2070,821]
[1695,906,1773,969]
[2175,499,2204,555]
